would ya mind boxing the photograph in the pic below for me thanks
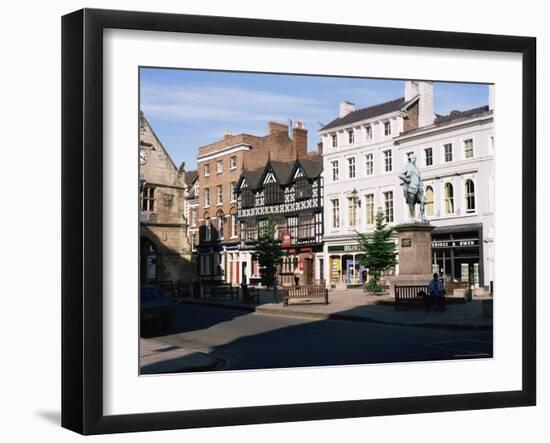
[137,68,495,375]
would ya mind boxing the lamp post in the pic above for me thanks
[351,188,361,207]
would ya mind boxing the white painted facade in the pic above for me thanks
[319,82,494,290]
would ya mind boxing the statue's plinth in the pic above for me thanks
[390,222,435,296]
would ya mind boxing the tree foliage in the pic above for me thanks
[357,209,398,293]
[253,216,283,290]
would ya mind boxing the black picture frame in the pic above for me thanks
[62,8,536,435]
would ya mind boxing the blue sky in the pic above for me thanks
[140,68,489,170]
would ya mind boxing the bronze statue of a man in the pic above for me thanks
[399,152,427,222]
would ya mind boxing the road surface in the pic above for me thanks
[142,303,493,372]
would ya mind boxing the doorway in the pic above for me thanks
[140,237,159,285]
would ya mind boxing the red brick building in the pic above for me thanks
[196,121,310,283]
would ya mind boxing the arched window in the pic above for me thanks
[425,186,434,217]
[444,183,454,214]
[465,179,476,213]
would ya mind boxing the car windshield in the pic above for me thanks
[141,287,165,302]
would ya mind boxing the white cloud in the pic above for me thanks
[140,82,332,124]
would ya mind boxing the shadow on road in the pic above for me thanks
[143,301,493,374]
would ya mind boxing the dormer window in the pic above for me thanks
[295,177,312,200]
[365,125,372,140]
[384,121,392,136]
[264,183,283,205]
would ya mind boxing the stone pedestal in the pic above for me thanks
[390,223,435,296]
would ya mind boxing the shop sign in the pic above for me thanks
[327,244,361,253]
[432,239,479,248]
[280,231,292,248]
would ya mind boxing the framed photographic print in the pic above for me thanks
[62,8,536,435]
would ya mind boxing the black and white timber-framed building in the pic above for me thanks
[236,157,324,286]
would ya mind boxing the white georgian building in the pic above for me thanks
[318,81,494,291]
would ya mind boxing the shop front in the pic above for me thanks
[327,244,367,287]
[279,247,318,286]
[431,224,483,287]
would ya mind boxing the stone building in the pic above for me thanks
[183,170,199,253]
[236,156,324,286]
[196,121,309,284]
[319,81,494,291]
[139,113,193,285]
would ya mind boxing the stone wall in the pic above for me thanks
[139,113,193,284]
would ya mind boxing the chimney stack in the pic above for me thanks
[292,121,308,158]
[488,85,495,111]
[339,101,356,118]
[405,80,435,128]
[268,121,289,136]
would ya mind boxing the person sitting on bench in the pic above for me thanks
[427,272,446,311]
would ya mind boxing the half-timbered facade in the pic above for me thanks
[236,157,324,286]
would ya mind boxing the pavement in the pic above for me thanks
[140,337,222,374]
[176,287,494,330]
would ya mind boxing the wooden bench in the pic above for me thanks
[283,285,328,306]
[241,284,260,304]
[394,284,446,311]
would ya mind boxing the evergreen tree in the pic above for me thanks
[357,209,398,293]
[253,216,283,301]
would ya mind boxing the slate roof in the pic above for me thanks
[320,97,407,131]
[434,105,490,125]
[184,170,198,187]
[240,156,323,191]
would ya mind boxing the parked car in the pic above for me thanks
[140,285,175,333]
